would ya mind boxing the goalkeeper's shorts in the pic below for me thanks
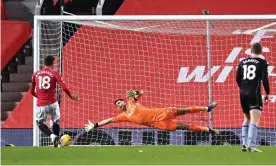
[152,107,177,130]
[153,120,177,131]
[154,107,177,121]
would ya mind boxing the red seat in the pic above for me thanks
[1,20,32,70]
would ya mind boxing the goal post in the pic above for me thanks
[33,15,276,146]
[33,17,39,146]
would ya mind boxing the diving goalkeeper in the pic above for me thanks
[85,90,219,134]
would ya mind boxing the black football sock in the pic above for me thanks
[52,123,60,136]
[38,123,52,136]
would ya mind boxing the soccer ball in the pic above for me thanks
[60,134,72,146]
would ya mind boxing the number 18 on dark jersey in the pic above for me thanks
[236,56,270,112]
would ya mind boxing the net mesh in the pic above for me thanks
[38,20,276,146]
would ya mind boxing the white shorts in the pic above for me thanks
[36,102,60,123]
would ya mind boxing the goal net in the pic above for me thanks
[35,16,276,146]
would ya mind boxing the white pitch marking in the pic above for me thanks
[243,22,276,34]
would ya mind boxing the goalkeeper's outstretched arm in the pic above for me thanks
[84,118,115,131]
[84,110,129,131]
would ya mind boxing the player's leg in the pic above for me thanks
[37,121,52,136]
[51,102,60,136]
[241,114,250,151]
[153,120,219,135]
[36,106,54,137]
[49,102,60,147]
[247,109,262,152]
[176,122,219,135]
[176,102,217,116]
[247,95,263,152]
[240,94,250,151]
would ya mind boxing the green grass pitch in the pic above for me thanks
[2,146,276,165]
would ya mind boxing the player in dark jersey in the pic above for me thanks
[30,55,79,147]
[236,43,270,152]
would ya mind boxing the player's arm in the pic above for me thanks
[84,118,114,131]
[236,62,242,88]
[29,74,37,97]
[54,72,78,101]
[262,61,270,102]
[84,113,127,131]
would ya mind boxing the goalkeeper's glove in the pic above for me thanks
[126,89,137,98]
[84,120,98,132]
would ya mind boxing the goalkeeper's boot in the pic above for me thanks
[248,147,262,152]
[50,134,59,148]
[207,102,217,112]
[208,127,220,135]
[241,145,247,152]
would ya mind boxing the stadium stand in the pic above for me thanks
[116,0,276,15]
[39,0,123,15]
[1,0,7,19]
[1,1,32,124]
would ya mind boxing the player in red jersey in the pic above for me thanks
[30,55,79,147]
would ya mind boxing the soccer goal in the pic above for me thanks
[33,15,276,146]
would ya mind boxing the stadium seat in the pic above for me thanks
[1,21,32,123]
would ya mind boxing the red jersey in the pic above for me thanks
[30,67,72,106]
